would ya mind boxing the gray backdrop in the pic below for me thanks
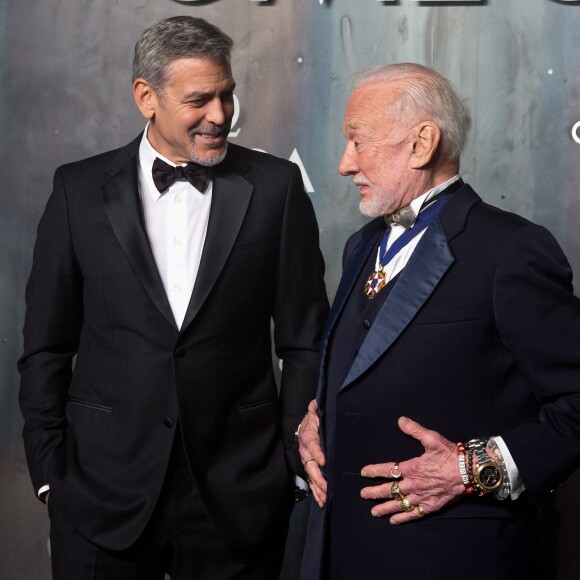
[2,0,580,578]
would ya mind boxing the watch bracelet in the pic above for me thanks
[464,439,486,496]
[487,437,511,501]
[465,437,501,496]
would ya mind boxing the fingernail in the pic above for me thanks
[400,416,409,423]
[360,490,367,498]
[371,510,379,517]
[361,469,367,477]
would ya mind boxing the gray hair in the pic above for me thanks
[351,63,471,163]
[132,16,233,93]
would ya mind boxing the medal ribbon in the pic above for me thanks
[369,195,451,292]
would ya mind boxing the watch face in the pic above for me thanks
[478,465,502,490]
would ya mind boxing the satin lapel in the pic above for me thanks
[180,171,253,332]
[100,144,177,331]
[342,218,455,390]
[315,222,383,400]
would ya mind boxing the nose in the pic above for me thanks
[205,97,227,126]
[338,144,358,176]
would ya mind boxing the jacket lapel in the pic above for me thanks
[340,185,480,390]
[342,219,454,388]
[100,136,177,331]
[180,147,253,332]
[341,219,455,389]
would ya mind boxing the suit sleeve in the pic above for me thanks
[17,167,83,496]
[494,223,580,500]
[273,164,329,476]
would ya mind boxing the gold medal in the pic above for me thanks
[364,270,386,299]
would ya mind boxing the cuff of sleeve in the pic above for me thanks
[492,436,525,500]
[37,484,50,499]
[295,475,310,491]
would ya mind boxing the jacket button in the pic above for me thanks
[163,417,175,428]
[363,319,372,329]
[174,347,186,358]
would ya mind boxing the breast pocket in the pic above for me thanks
[413,302,480,325]
[67,395,113,414]
[228,233,279,261]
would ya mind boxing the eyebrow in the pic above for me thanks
[344,122,360,133]
[183,82,237,101]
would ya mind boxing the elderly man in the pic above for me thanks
[298,63,580,579]
[18,16,328,579]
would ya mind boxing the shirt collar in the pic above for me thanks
[387,175,461,229]
[139,123,190,202]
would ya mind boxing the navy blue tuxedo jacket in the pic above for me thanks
[18,137,329,554]
[301,184,580,579]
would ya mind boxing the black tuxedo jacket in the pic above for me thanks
[301,184,580,579]
[18,136,329,553]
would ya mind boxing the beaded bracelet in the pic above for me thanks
[456,442,475,494]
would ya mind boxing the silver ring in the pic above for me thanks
[389,462,403,479]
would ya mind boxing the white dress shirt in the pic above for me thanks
[138,125,213,330]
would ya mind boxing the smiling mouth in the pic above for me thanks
[191,130,228,149]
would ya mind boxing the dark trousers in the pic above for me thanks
[49,435,285,579]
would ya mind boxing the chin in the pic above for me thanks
[360,201,386,219]
[191,144,228,167]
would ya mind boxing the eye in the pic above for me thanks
[353,141,362,150]
[187,98,208,108]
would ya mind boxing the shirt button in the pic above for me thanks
[174,347,186,358]
[175,195,183,204]
[363,319,372,329]
[173,238,182,247]
[163,417,175,428]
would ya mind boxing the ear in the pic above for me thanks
[409,122,440,169]
[133,78,159,120]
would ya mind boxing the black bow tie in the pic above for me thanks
[152,157,210,194]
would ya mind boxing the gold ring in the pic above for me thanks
[389,462,403,479]
[417,504,425,518]
[303,458,317,468]
[400,496,415,512]
[390,480,403,500]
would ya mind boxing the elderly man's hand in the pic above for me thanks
[360,416,465,523]
[298,399,327,508]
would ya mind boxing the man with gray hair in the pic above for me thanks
[18,16,328,579]
[297,63,580,579]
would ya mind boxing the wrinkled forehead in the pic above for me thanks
[342,83,400,136]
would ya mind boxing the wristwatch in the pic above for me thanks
[466,438,503,493]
